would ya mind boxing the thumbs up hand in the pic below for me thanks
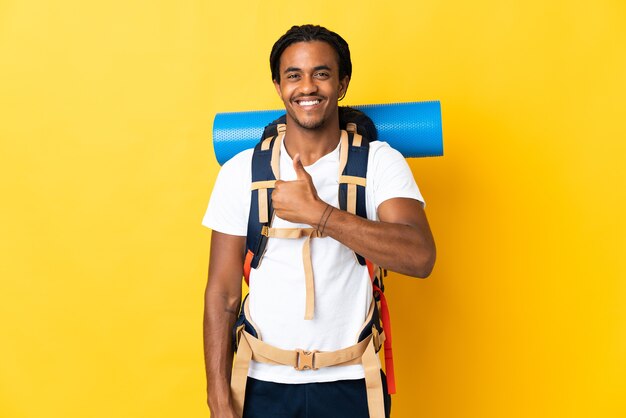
[292,153,310,181]
[272,154,327,225]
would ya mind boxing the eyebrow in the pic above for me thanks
[283,65,333,74]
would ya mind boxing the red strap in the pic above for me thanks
[243,250,253,285]
[373,284,396,394]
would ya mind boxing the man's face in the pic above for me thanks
[273,41,349,131]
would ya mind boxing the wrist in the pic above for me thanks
[319,204,334,235]
[207,389,234,412]
[313,202,336,235]
[309,200,329,227]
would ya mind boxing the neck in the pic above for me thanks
[283,117,341,166]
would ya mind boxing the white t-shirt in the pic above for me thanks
[203,138,424,384]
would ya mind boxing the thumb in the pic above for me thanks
[293,154,309,180]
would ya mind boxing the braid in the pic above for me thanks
[270,25,352,83]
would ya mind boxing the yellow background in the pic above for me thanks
[1,1,625,417]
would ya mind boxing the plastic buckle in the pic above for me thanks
[294,349,318,371]
[261,226,269,236]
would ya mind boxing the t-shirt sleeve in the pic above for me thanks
[368,141,425,215]
[201,150,252,236]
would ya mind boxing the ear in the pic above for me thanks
[273,79,282,97]
[338,76,350,100]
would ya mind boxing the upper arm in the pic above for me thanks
[378,197,432,238]
[377,197,426,226]
[202,151,252,304]
[206,231,246,310]
[368,142,425,220]
[378,197,436,273]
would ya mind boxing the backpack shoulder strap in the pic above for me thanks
[338,123,370,265]
[244,123,285,280]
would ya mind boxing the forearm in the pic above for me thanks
[203,286,240,413]
[320,205,435,277]
[203,231,246,417]
[271,158,435,278]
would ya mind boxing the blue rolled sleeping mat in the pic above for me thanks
[212,101,443,165]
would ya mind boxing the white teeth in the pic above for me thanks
[298,100,320,106]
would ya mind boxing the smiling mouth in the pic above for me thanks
[294,98,323,108]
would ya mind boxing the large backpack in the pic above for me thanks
[230,108,396,417]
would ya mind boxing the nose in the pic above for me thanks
[300,75,318,95]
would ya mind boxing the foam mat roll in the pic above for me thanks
[212,101,443,165]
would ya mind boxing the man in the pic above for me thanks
[203,24,435,418]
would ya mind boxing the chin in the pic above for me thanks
[296,119,325,130]
[287,112,326,130]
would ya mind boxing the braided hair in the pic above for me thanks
[269,25,352,86]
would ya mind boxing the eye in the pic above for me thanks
[286,73,300,80]
[315,71,330,79]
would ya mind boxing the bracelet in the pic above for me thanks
[320,206,334,236]
[317,204,332,232]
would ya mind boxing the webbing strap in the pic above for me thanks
[243,250,253,284]
[231,329,252,417]
[374,284,396,394]
[337,130,350,180]
[363,337,386,418]
[339,175,367,187]
[347,183,357,214]
[263,227,320,239]
[260,135,273,151]
[240,330,375,368]
[251,180,277,190]
[263,226,322,320]
[301,228,317,320]
[257,192,269,224]
[270,128,284,180]
[353,131,363,147]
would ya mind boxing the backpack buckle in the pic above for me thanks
[294,349,318,371]
[261,225,269,236]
